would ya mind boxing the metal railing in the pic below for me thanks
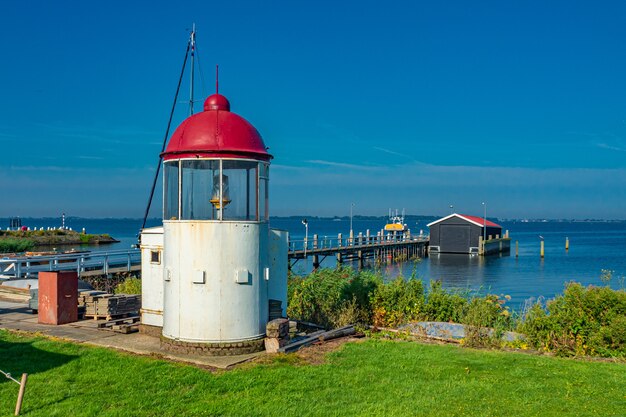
[288,233,429,253]
[0,249,141,279]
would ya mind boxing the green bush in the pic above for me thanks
[422,281,468,323]
[287,268,381,328]
[520,282,626,357]
[371,277,424,327]
[114,277,142,295]
[0,238,35,253]
[462,295,513,347]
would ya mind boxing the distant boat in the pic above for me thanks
[332,217,342,222]
[384,209,407,233]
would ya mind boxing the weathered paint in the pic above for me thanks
[38,271,78,325]
[162,221,270,343]
[140,226,164,327]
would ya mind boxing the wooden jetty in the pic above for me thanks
[288,232,429,269]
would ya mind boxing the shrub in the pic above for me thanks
[371,277,425,327]
[422,281,468,323]
[462,295,513,347]
[0,238,35,253]
[287,268,382,328]
[520,282,626,357]
[114,277,142,295]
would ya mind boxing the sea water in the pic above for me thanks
[4,217,625,309]
[273,218,626,309]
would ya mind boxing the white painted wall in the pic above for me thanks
[162,221,270,343]
[140,227,164,328]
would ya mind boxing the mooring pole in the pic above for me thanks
[15,373,28,416]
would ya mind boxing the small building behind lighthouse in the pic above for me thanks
[140,91,288,355]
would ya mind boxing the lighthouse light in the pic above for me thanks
[210,174,230,210]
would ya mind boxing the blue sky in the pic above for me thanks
[1,1,626,219]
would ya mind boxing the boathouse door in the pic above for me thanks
[440,225,471,253]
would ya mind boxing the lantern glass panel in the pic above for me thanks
[222,160,258,221]
[181,160,219,220]
[259,163,269,220]
[164,161,179,220]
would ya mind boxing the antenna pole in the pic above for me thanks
[141,34,192,232]
[216,64,219,93]
[189,23,196,116]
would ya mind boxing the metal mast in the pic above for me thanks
[140,28,193,232]
[189,23,196,115]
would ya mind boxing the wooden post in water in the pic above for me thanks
[313,234,318,250]
[366,229,370,244]
[515,240,519,257]
[478,236,483,255]
[565,237,569,251]
[540,240,545,258]
[338,233,342,248]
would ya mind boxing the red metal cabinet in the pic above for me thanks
[38,271,78,325]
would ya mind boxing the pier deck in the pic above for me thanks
[288,234,429,268]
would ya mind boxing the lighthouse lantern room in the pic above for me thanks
[140,92,288,355]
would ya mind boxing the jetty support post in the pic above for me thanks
[478,236,483,255]
[313,234,318,250]
[338,233,342,248]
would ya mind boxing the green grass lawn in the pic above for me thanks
[1,330,624,416]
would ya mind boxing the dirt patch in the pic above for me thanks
[295,336,365,365]
[246,335,366,368]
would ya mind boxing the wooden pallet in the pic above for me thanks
[97,315,140,334]
[85,312,137,321]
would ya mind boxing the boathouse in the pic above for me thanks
[427,213,504,254]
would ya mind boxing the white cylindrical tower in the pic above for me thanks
[160,93,272,355]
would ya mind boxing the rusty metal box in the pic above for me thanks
[38,271,78,325]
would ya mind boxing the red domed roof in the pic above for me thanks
[162,94,271,161]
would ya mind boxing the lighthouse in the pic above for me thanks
[140,91,288,355]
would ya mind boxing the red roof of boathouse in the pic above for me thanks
[427,214,501,228]
[162,93,271,161]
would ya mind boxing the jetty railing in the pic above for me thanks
[0,249,141,279]
[288,232,429,268]
[288,233,429,252]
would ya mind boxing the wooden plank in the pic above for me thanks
[277,325,356,353]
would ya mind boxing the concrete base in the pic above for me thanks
[0,301,262,369]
